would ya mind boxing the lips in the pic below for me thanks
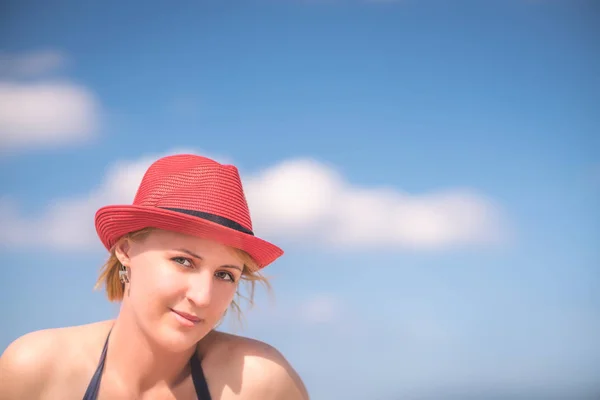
[171,309,202,324]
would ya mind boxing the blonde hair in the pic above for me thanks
[94,227,271,327]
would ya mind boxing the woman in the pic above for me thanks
[0,154,310,400]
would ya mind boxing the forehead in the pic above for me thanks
[138,229,241,262]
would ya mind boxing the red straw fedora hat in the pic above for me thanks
[95,154,283,268]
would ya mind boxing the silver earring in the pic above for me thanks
[119,265,130,284]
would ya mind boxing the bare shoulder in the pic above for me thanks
[198,330,310,400]
[0,320,112,400]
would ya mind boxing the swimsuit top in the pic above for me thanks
[81,330,211,400]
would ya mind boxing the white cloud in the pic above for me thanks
[0,151,508,251]
[0,149,228,251]
[0,156,149,249]
[0,50,67,78]
[0,50,100,152]
[0,82,99,151]
[244,158,508,249]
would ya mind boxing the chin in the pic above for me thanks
[152,314,210,352]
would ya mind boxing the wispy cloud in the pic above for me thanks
[0,50,100,153]
[231,292,344,329]
[297,294,341,324]
[0,150,509,251]
[0,49,67,78]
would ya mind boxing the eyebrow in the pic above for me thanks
[175,248,243,272]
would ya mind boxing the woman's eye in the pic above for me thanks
[216,271,235,282]
[172,257,193,268]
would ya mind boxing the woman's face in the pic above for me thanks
[116,229,244,350]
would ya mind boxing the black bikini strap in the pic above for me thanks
[190,354,211,400]
[81,329,111,400]
[82,329,210,400]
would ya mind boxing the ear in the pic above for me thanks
[114,238,132,266]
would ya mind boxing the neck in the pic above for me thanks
[104,306,196,395]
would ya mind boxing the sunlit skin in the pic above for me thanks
[0,229,310,399]
[115,229,243,354]
[104,229,246,395]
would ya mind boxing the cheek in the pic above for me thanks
[213,283,238,310]
[131,259,186,307]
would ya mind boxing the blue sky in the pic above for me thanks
[1,1,598,399]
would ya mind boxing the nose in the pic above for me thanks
[186,269,214,308]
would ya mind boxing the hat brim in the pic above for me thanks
[95,205,283,268]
